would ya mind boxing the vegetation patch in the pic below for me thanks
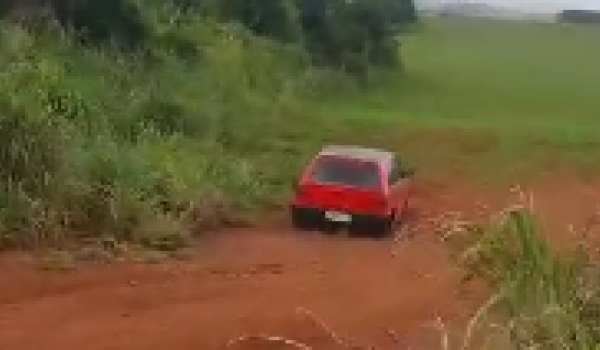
[0,0,417,253]
[442,194,600,349]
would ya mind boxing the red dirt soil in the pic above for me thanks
[0,175,599,350]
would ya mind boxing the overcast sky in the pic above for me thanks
[420,0,600,13]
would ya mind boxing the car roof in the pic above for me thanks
[317,145,395,166]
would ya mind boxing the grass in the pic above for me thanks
[0,16,315,250]
[442,194,600,350]
[2,15,600,251]
[317,18,600,183]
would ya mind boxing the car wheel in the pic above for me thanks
[291,207,314,231]
[350,217,393,239]
[374,217,394,239]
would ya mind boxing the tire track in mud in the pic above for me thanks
[2,175,598,350]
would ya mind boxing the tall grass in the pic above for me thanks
[0,10,342,252]
[444,196,600,349]
[1,0,396,253]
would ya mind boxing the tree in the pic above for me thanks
[296,0,412,70]
[0,0,148,47]
[0,0,419,72]
[389,0,418,27]
[559,10,600,24]
[216,0,302,43]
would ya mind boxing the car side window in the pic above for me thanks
[389,161,401,185]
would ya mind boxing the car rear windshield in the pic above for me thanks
[311,157,381,190]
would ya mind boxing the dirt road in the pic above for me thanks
[0,176,598,350]
[0,228,485,350]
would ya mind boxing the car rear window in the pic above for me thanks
[311,157,381,190]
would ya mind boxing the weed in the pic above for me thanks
[444,194,600,349]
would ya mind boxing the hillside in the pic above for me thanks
[0,0,416,251]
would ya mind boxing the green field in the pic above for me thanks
[315,19,600,182]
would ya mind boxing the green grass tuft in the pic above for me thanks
[445,199,600,349]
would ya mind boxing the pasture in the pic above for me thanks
[316,18,600,183]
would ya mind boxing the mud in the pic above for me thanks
[0,176,599,350]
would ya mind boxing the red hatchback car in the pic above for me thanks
[291,145,414,236]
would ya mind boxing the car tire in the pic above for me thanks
[392,209,402,231]
[291,207,314,231]
[349,217,393,239]
[373,217,394,239]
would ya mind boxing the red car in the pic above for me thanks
[291,145,414,236]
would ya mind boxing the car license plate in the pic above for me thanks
[325,211,352,223]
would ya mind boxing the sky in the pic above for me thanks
[419,0,600,13]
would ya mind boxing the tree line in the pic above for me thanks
[559,9,600,25]
[0,0,418,74]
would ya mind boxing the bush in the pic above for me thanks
[1,0,148,47]
[215,0,302,43]
[0,109,64,195]
[0,102,68,249]
[133,212,190,252]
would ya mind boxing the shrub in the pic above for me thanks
[133,212,190,252]
[0,109,64,195]
[1,0,148,47]
[215,0,302,43]
[0,83,72,249]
